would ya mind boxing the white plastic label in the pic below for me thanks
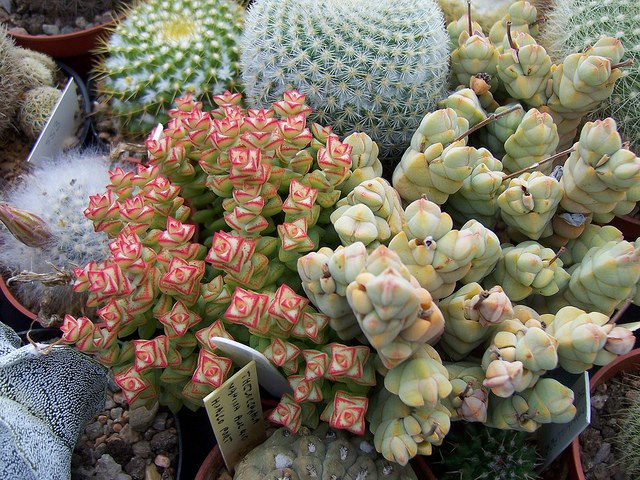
[27,78,80,165]
[210,337,292,398]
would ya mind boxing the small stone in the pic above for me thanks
[104,398,116,410]
[591,394,609,409]
[592,442,611,465]
[92,443,108,464]
[119,423,142,444]
[161,470,175,480]
[75,16,88,29]
[132,440,152,459]
[154,454,171,469]
[98,415,108,424]
[129,402,159,432]
[152,417,166,431]
[150,430,178,453]
[41,24,60,35]
[85,422,104,441]
[115,474,132,480]
[95,454,123,480]
[125,456,147,480]
[94,435,108,447]
[145,464,162,480]
[8,27,29,35]
[111,407,124,420]
[113,423,123,433]
[106,435,134,464]
[60,25,76,34]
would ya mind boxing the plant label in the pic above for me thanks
[537,371,590,471]
[203,360,267,472]
[210,336,293,398]
[27,78,80,165]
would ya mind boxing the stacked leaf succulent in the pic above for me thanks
[541,0,640,152]
[94,0,244,134]
[239,0,450,160]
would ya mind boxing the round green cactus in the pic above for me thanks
[240,0,450,160]
[17,86,61,141]
[541,0,640,150]
[95,0,244,134]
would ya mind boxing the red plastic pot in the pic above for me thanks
[567,348,640,480]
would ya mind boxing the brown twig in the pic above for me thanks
[453,104,523,143]
[501,147,575,181]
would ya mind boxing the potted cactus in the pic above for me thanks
[49,0,640,476]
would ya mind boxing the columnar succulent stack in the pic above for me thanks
[94,0,244,134]
[48,0,640,471]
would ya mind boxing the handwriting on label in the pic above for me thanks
[203,360,266,472]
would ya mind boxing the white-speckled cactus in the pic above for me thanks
[95,0,244,134]
[240,0,450,160]
[0,321,108,480]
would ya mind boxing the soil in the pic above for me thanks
[0,1,131,36]
[578,371,640,480]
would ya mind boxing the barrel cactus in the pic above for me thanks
[233,424,419,479]
[240,0,450,160]
[94,0,244,135]
[541,0,640,150]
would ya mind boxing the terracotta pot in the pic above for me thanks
[567,348,640,480]
[0,273,36,323]
[194,433,437,480]
[610,214,640,241]
[9,18,119,77]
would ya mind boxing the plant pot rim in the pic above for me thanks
[568,348,640,480]
[0,273,37,322]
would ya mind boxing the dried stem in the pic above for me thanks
[453,104,523,143]
[502,147,575,181]
[612,59,634,70]
[506,21,518,55]
[547,246,565,266]
[467,0,473,36]
[607,299,633,325]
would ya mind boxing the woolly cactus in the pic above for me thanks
[0,150,114,322]
[0,321,108,480]
[0,27,23,138]
[542,0,640,150]
[234,424,418,479]
[94,0,244,134]
[240,0,450,160]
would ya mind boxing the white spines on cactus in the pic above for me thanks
[240,0,450,160]
[541,0,640,150]
[95,0,244,134]
[0,150,115,317]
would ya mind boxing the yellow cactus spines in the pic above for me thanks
[451,27,499,91]
[489,1,539,48]
[562,240,640,315]
[384,345,452,408]
[392,108,469,203]
[543,306,635,373]
[486,241,570,301]
[561,224,623,267]
[560,118,640,221]
[497,171,564,240]
[368,389,451,464]
[497,29,552,107]
[445,150,505,227]
[486,378,576,431]
[440,88,488,127]
[439,283,513,360]
[333,177,405,243]
[339,133,383,194]
[442,362,489,422]
[345,245,445,369]
[501,108,559,175]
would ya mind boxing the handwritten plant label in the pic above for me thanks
[203,360,266,471]
[27,77,80,165]
[537,371,590,470]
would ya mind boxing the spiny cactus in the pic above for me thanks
[434,422,539,480]
[240,0,450,160]
[94,0,244,135]
[17,86,62,141]
[542,0,640,151]
[234,424,419,480]
[0,150,114,322]
[0,27,23,138]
